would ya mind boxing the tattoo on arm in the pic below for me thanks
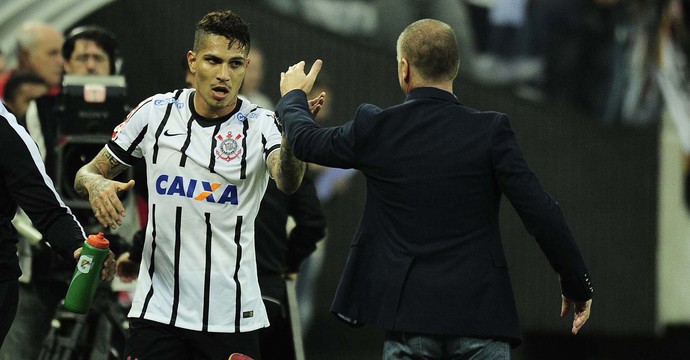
[272,137,305,193]
[100,151,129,179]
[74,147,127,198]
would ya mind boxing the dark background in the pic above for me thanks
[78,1,660,358]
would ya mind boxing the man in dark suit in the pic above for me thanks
[275,18,593,359]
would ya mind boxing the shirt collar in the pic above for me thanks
[404,87,460,105]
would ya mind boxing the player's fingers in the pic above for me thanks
[118,179,135,192]
[92,205,110,228]
[311,104,322,117]
[99,200,122,229]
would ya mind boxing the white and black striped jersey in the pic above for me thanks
[0,102,85,282]
[107,89,282,333]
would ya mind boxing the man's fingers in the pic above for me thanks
[572,314,585,334]
[306,59,323,84]
[572,307,590,334]
[565,298,592,335]
[288,61,305,74]
[560,295,570,317]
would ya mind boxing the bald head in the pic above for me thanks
[396,19,459,85]
[16,21,64,87]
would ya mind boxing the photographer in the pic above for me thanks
[0,25,131,360]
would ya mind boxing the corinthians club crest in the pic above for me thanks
[215,132,244,162]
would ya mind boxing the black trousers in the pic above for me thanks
[0,280,19,347]
[259,275,296,360]
[125,318,261,360]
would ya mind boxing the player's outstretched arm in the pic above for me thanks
[74,147,134,229]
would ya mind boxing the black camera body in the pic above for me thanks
[57,74,127,136]
[54,75,130,217]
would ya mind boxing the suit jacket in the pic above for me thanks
[276,87,592,346]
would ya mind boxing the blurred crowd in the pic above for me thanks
[1,1,687,127]
[2,0,690,358]
[257,0,685,128]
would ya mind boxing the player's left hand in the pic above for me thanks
[308,92,326,117]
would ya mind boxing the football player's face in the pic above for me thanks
[188,34,248,118]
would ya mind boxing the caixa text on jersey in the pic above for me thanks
[155,174,238,204]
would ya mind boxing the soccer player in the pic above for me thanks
[74,10,309,359]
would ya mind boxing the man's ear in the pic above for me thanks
[400,58,410,84]
[186,51,196,73]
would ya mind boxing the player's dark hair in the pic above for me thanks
[62,25,120,75]
[194,10,250,53]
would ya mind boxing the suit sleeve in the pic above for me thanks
[490,113,593,301]
[284,173,327,273]
[1,112,85,260]
[276,90,357,168]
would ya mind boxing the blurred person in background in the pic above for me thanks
[239,44,274,109]
[473,0,543,86]
[655,1,690,356]
[599,0,662,127]
[1,72,49,122]
[0,25,128,360]
[0,21,64,99]
[375,0,479,80]
[0,50,7,76]
[253,167,326,360]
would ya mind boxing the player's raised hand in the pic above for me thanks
[308,92,326,117]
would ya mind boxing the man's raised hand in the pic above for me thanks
[280,59,323,96]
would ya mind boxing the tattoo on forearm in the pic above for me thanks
[74,171,95,198]
[276,137,305,190]
[74,148,127,198]
[100,151,129,179]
